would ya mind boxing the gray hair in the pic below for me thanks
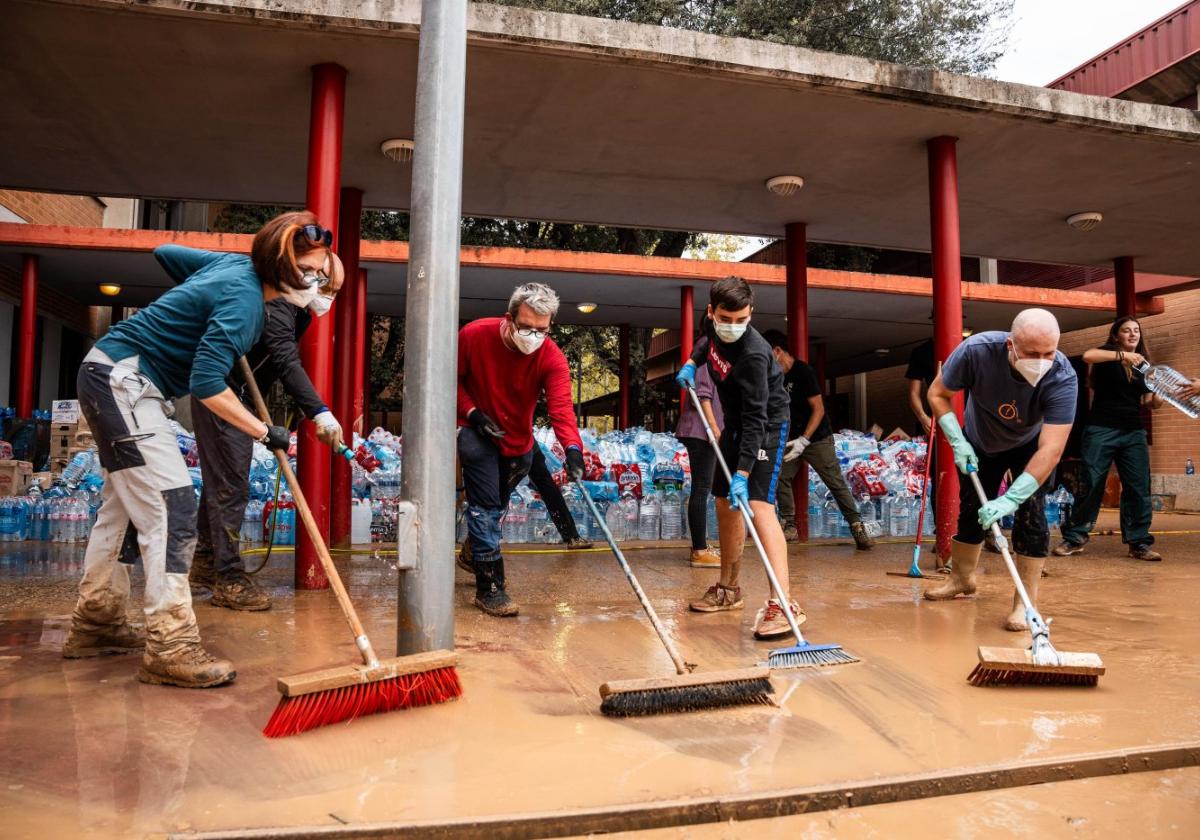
[508,282,560,319]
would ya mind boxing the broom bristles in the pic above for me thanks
[767,643,859,670]
[600,676,774,717]
[968,664,1100,687]
[263,665,462,737]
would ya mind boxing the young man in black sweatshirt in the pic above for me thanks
[675,276,802,640]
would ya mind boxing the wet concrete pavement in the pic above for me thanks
[1,510,1198,838]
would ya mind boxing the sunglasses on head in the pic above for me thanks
[296,224,333,247]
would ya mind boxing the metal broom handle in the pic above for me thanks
[576,482,692,674]
[686,384,807,642]
[966,468,1035,617]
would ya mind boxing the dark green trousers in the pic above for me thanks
[1061,425,1154,548]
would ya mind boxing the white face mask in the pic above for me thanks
[1013,355,1053,387]
[308,295,333,318]
[282,284,318,310]
[510,325,547,355]
[713,321,748,344]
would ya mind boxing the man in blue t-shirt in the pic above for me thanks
[923,309,1078,632]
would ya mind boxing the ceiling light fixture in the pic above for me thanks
[962,328,974,338]
[765,175,805,196]
[1066,211,1103,231]
[99,283,121,296]
[380,138,415,164]
[874,348,890,357]
[576,302,598,314]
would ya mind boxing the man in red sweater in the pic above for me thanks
[458,282,585,616]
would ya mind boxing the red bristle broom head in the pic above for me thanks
[264,654,462,738]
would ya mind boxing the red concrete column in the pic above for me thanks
[353,268,368,439]
[618,324,630,429]
[330,186,363,547]
[928,136,964,563]
[784,222,809,539]
[680,286,694,410]
[16,255,38,418]
[296,63,346,590]
[1114,256,1136,317]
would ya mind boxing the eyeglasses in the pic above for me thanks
[513,325,551,338]
[296,224,333,247]
[300,270,336,293]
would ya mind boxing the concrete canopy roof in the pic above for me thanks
[0,224,1153,378]
[5,1,1200,276]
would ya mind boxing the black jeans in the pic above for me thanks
[957,436,1051,557]
[457,426,533,561]
[681,436,715,550]
[527,444,580,542]
[191,395,255,577]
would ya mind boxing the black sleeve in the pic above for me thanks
[795,362,821,399]
[689,336,710,368]
[733,352,771,474]
[905,341,934,382]
[264,300,327,419]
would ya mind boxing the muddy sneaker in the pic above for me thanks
[189,549,216,596]
[1052,540,1085,557]
[138,645,236,688]
[473,559,519,617]
[1129,544,1162,562]
[851,521,875,551]
[753,599,806,640]
[63,622,146,659]
[689,583,743,613]
[782,523,800,543]
[456,540,476,575]
[565,537,594,550]
[211,573,271,611]
[689,548,721,569]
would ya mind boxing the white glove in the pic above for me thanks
[313,410,343,447]
[782,436,810,462]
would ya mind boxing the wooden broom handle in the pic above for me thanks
[237,357,381,668]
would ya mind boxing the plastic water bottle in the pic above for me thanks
[923,494,935,536]
[638,492,661,541]
[621,492,640,541]
[242,500,263,544]
[605,499,627,541]
[526,495,548,544]
[1187,459,1195,476]
[889,496,912,537]
[857,496,876,528]
[1045,493,1060,528]
[0,498,23,541]
[808,495,825,538]
[61,451,96,489]
[502,493,527,544]
[566,487,591,542]
[660,488,682,540]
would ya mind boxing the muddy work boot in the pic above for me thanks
[138,644,236,688]
[924,539,981,600]
[473,558,518,617]
[850,521,875,551]
[63,621,145,659]
[565,537,594,550]
[782,523,800,543]
[189,548,216,596]
[689,583,743,613]
[753,598,806,640]
[1004,554,1045,631]
[456,539,476,575]
[211,572,271,611]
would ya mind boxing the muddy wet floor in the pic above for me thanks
[1,510,1197,838]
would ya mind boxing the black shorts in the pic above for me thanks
[712,422,789,504]
[956,436,1051,557]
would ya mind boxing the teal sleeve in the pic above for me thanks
[189,300,260,399]
[1005,471,1041,505]
[154,245,223,284]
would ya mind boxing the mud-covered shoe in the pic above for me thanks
[63,622,145,659]
[1052,540,1085,557]
[782,523,800,543]
[211,573,271,611]
[189,549,216,596]
[456,539,476,575]
[851,521,875,551]
[565,537,593,550]
[753,599,806,640]
[689,583,743,613]
[138,645,236,688]
[473,559,518,617]
[689,548,721,569]
[1130,544,1162,562]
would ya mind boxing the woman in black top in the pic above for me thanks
[1054,317,1164,561]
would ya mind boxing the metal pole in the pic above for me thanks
[618,324,630,429]
[785,222,809,540]
[679,285,694,411]
[927,136,964,564]
[398,0,467,654]
[16,254,38,418]
[296,62,346,590]
[1114,256,1136,317]
[331,186,363,547]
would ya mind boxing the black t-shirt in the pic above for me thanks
[1088,359,1149,431]
[784,361,833,443]
[905,339,936,386]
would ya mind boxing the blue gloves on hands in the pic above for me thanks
[675,362,696,390]
[729,472,754,518]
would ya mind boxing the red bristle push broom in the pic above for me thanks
[237,359,461,737]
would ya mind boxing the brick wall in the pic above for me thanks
[0,189,105,227]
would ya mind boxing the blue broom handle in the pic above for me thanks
[577,481,692,675]
[685,385,807,644]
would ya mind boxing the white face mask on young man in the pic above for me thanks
[713,321,748,344]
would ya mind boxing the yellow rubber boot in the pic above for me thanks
[924,539,981,600]
[1004,554,1044,632]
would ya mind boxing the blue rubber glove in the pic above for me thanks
[729,472,754,518]
[675,362,696,390]
[978,471,1040,529]
[937,412,979,475]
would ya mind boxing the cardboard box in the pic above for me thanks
[75,412,93,446]
[50,422,77,461]
[0,460,33,498]
[30,472,55,491]
[51,399,80,424]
